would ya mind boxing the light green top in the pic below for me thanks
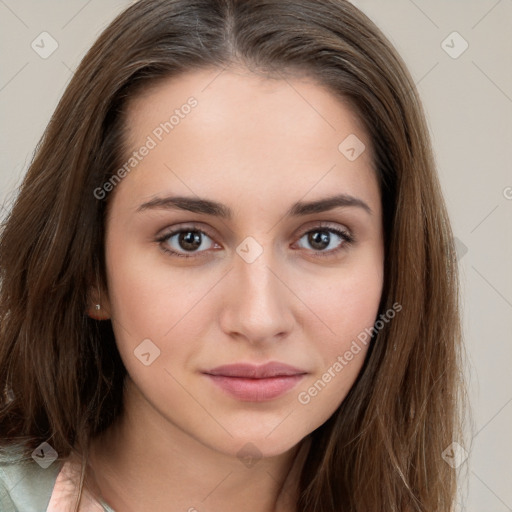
[0,445,114,512]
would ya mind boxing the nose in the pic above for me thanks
[218,245,296,345]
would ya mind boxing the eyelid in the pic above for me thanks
[156,222,217,241]
[295,220,352,238]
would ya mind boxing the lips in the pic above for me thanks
[202,362,307,402]
[204,362,307,379]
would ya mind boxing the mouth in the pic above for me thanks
[202,362,308,402]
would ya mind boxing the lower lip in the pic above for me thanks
[204,374,305,402]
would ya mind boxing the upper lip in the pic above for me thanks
[203,362,307,379]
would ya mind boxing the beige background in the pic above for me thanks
[1,1,511,510]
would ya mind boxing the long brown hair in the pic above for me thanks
[0,1,466,510]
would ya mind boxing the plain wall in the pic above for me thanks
[1,1,511,510]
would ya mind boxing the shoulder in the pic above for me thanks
[0,444,63,512]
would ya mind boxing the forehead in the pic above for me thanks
[125,66,369,150]
[112,67,379,218]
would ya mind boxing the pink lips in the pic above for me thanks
[203,362,307,402]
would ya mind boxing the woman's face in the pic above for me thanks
[102,67,384,458]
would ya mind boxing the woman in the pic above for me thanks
[0,0,465,510]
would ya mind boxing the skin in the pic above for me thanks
[86,66,384,512]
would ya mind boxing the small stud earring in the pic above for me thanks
[95,304,101,311]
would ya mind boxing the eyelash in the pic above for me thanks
[155,223,355,260]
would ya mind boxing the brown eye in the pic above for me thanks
[295,227,354,257]
[176,231,203,252]
[157,228,217,258]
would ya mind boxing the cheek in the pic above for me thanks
[104,242,201,401]
[104,237,218,386]
[324,268,383,344]
[105,234,197,337]
[303,252,383,346]
[293,255,383,414]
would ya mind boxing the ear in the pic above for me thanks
[86,284,111,321]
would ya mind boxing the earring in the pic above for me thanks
[87,303,105,320]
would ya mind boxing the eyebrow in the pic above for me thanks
[137,193,372,218]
